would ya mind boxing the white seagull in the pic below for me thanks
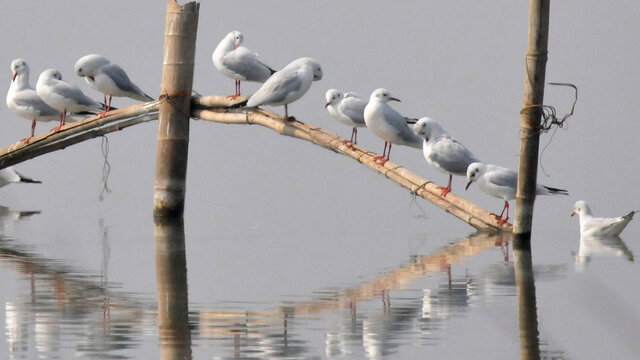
[246,57,322,121]
[571,200,637,237]
[74,54,153,115]
[6,59,59,143]
[0,167,41,188]
[36,69,105,132]
[324,89,367,146]
[212,31,276,99]
[465,162,568,225]
[363,88,422,165]
[413,117,480,196]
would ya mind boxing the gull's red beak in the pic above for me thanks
[324,101,330,108]
[390,97,400,102]
[235,43,239,49]
[12,73,17,81]
[465,181,472,191]
[88,75,95,81]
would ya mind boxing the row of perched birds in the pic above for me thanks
[3,30,637,237]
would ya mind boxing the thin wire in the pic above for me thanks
[99,135,111,201]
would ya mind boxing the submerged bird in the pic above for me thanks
[74,54,153,115]
[212,31,276,99]
[571,200,637,237]
[324,89,367,146]
[246,57,322,121]
[465,162,568,225]
[0,167,41,188]
[6,59,59,143]
[413,117,479,196]
[36,69,105,132]
[363,88,422,165]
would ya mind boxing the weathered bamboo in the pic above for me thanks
[154,0,199,218]
[0,102,160,170]
[514,0,550,236]
[192,105,512,232]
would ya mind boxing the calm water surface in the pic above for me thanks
[1,197,638,359]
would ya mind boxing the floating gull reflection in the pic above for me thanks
[574,234,634,271]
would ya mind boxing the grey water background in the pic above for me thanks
[1,1,639,359]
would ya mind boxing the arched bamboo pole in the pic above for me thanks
[192,98,511,232]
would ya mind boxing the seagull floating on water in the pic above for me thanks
[465,162,568,225]
[246,57,322,122]
[413,117,480,196]
[324,89,367,146]
[6,59,59,143]
[0,167,41,188]
[74,54,153,116]
[363,88,422,165]
[571,200,637,237]
[212,31,276,99]
[36,69,105,132]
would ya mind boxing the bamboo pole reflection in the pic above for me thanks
[154,217,192,360]
[513,234,541,360]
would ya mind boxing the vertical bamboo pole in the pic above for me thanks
[514,0,550,236]
[154,0,199,217]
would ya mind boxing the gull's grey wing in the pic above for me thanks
[54,81,102,108]
[485,167,518,188]
[340,96,366,124]
[429,137,479,175]
[12,91,59,117]
[223,47,273,82]
[249,67,302,106]
[101,63,148,97]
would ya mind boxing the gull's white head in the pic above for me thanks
[38,69,62,84]
[226,31,243,48]
[369,88,400,104]
[305,58,323,81]
[324,89,343,108]
[10,59,28,81]
[74,54,110,78]
[412,117,444,140]
[571,200,592,217]
[465,162,486,190]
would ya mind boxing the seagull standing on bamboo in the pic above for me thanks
[6,59,59,143]
[413,117,480,196]
[571,200,638,237]
[0,167,41,188]
[324,89,367,146]
[465,162,568,225]
[212,31,276,99]
[74,54,153,116]
[363,88,422,165]
[246,57,323,122]
[36,69,105,132]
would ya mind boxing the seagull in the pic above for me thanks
[324,89,367,146]
[363,88,422,165]
[36,69,105,132]
[212,31,276,99]
[6,59,59,143]
[413,117,480,196]
[246,57,322,121]
[571,200,637,237]
[74,54,153,115]
[0,167,41,188]
[465,162,568,225]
